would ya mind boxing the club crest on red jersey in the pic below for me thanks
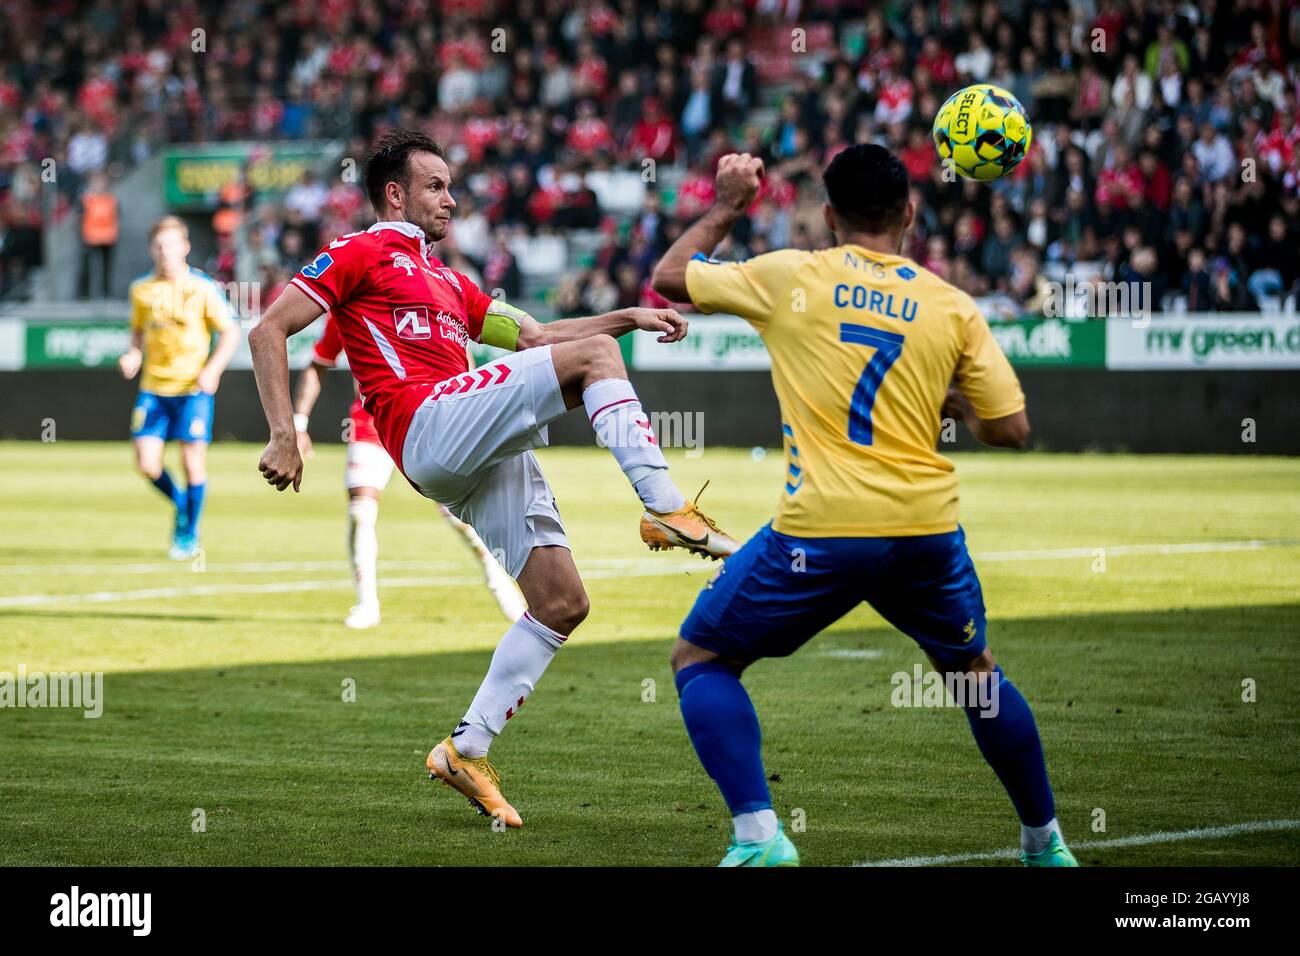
[391,252,418,276]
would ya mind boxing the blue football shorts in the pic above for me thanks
[130,390,214,443]
[680,523,987,669]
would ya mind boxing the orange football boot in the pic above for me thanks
[426,736,523,828]
[640,481,740,560]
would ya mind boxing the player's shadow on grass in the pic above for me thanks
[0,545,170,561]
[2,602,1296,865]
[0,609,237,624]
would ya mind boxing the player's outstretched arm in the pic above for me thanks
[513,306,688,349]
[942,387,1031,449]
[651,153,764,303]
[249,284,324,491]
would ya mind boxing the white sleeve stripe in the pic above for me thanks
[290,276,331,312]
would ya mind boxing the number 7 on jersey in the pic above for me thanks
[840,323,905,445]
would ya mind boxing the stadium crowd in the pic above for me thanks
[2,0,1299,315]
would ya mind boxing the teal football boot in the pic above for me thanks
[718,822,801,867]
[1020,832,1079,867]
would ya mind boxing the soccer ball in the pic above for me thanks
[932,84,1032,181]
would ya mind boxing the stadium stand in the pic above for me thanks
[0,0,1297,318]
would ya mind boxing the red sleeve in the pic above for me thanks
[311,314,344,366]
[458,272,492,342]
[290,233,369,311]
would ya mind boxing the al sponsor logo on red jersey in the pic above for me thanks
[391,304,469,347]
[393,305,431,339]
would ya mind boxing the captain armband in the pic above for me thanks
[480,300,530,351]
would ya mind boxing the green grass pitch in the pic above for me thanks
[1,441,1297,866]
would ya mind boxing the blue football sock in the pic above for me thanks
[675,661,771,815]
[151,469,182,507]
[185,482,207,539]
[961,666,1055,827]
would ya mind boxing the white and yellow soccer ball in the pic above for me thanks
[932,84,1032,181]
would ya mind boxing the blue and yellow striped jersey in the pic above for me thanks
[686,245,1023,537]
[128,268,233,396]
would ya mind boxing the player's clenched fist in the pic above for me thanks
[625,307,688,343]
[258,437,304,492]
[715,153,764,214]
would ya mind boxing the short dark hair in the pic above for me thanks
[364,128,446,212]
[823,143,910,233]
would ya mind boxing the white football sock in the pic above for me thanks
[1021,817,1064,855]
[347,497,380,610]
[582,378,684,513]
[455,612,565,758]
[734,809,779,844]
[438,505,527,622]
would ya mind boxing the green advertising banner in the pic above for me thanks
[8,312,1298,373]
[1106,315,1300,369]
[25,321,133,368]
[634,315,1108,370]
[163,143,341,210]
[988,317,1106,367]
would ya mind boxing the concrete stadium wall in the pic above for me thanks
[0,369,1296,455]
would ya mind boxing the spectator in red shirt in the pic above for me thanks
[916,36,956,87]
[573,39,609,100]
[566,100,614,156]
[624,98,677,164]
[675,164,717,220]
[1096,145,1144,210]
[1137,149,1172,210]
[900,127,935,183]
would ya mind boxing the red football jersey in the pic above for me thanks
[310,313,382,447]
[290,221,493,470]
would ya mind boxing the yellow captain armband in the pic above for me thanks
[481,300,529,351]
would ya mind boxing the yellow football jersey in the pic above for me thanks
[128,268,233,395]
[685,245,1023,537]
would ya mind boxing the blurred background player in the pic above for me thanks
[291,313,526,628]
[653,146,1075,868]
[118,216,240,559]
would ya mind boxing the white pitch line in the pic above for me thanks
[0,559,463,577]
[2,538,1295,578]
[854,818,1300,867]
[0,555,708,577]
[0,561,703,609]
[975,539,1300,562]
[2,538,1297,608]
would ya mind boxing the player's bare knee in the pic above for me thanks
[531,586,589,635]
[582,334,626,383]
[670,638,728,673]
[962,649,998,674]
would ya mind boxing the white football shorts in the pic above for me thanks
[400,345,570,578]
[345,438,395,492]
